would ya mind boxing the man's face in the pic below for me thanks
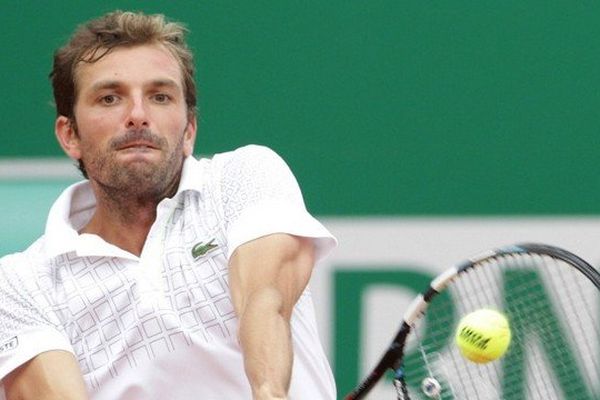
[59,43,196,198]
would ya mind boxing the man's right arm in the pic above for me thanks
[3,350,88,400]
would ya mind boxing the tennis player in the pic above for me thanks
[0,10,336,400]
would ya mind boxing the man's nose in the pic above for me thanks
[126,96,149,129]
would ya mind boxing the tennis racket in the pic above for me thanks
[344,243,600,400]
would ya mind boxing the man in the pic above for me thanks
[0,10,336,400]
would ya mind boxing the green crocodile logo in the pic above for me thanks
[191,239,218,259]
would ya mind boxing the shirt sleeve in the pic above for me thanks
[0,253,73,380]
[211,145,337,261]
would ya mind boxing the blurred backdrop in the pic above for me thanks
[2,2,600,398]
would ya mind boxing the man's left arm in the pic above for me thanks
[229,233,315,400]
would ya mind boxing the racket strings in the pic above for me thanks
[404,252,599,400]
[410,325,441,399]
[509,254,563,400]
[556,258,600,385]
[503,254,597,399]
[453,262,501,399]
[546,256,599,396]
[543,256,600,393]
[458,260,507,399]
[508,254,595,390]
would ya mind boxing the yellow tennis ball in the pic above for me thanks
[455,308,511,363]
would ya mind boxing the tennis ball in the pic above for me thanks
[455,308,511,363]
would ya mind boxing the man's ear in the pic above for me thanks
[55,116,82,160]
[183,114,197,157]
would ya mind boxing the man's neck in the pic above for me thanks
[81,198,158,257]
[80,169,181,256]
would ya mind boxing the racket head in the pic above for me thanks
[345,243,600,400]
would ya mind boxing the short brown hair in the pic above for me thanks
[50,10,197,119]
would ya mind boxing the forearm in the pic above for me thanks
[230,234,316,400]
[4,351,88,400]
[238,287,293,400]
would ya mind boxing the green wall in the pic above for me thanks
[0,180,72,254]
[3,1,600,215]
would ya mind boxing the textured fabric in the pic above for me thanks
[0,145,336,399]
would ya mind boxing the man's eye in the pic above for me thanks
[100,95,118,105]
[153,94,171,103]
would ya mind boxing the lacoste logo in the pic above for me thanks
[0,336,18,353]
[192,239,218,259]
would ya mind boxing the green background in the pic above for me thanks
[3,1,600,218]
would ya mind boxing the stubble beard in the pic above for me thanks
[84,128,187,207]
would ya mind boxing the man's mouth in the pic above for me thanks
[112,129,165,152]
[118,141,159,150]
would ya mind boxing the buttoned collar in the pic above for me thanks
[44,156,205,259]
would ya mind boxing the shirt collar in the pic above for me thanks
[44,155,205,259]
[176,155,205,194]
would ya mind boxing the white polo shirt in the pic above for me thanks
[0,145,337,399]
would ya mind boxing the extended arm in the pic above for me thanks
[3,350,88,400]
[229,233,315,400]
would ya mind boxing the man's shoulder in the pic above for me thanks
[184,145,291,199]
[0,235,51,274]
[208,144,278,161]
[206,144,287,173]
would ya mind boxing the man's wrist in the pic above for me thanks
[252,384,288,400]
